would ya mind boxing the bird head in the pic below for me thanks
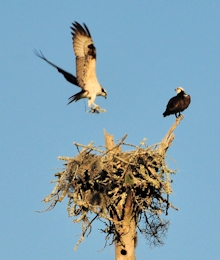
[101,87,107,99]
[175,86,185,94]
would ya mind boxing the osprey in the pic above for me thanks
[34,22,107,113]
[163,87,191,118]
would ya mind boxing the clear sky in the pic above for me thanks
[1,1,220,259]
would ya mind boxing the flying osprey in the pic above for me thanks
[34,22,107,113]
[163,87,191,118]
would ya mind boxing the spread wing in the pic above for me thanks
[71,22,97,89]
[34,49,78,86]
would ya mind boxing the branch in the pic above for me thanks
[74,141,105,154]
[158,115,183,155]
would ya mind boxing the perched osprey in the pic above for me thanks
[34,22,107,113]
[163,87,191,118]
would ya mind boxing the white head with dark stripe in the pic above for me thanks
[175,86,185,94]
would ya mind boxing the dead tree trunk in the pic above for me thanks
[114,191,136,260]
[104,130,136,260]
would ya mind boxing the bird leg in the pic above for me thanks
[87,100,106,113]
[89,105,106,113]
[175,112,181,118]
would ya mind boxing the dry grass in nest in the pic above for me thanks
[42,116,183,249]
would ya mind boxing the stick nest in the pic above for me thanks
[43,117,183,249]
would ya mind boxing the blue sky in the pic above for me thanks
[1,1,220,259]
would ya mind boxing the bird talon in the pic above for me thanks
[89,107,100,114]
[88,106,106,114]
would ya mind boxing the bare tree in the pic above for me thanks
[43,116,183,259]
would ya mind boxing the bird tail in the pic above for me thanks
[163,111,169,117]
[67,90,87,105]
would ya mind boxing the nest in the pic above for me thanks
[43,117,183,250]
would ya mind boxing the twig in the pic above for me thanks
[102,134,128,157]
[74,142,105,154]
[113,155,136,166]
[74,214,98,250]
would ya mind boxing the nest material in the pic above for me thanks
[43,116,183,249]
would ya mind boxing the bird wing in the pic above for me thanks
[183,94,191,109]
[71,22,97,89]
[34,49,78,86]
[167,96,180,111]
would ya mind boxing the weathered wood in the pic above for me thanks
[114,192,136,260]
[104,129,115,151]
[158,115,183,156]
[104,130,136,260]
